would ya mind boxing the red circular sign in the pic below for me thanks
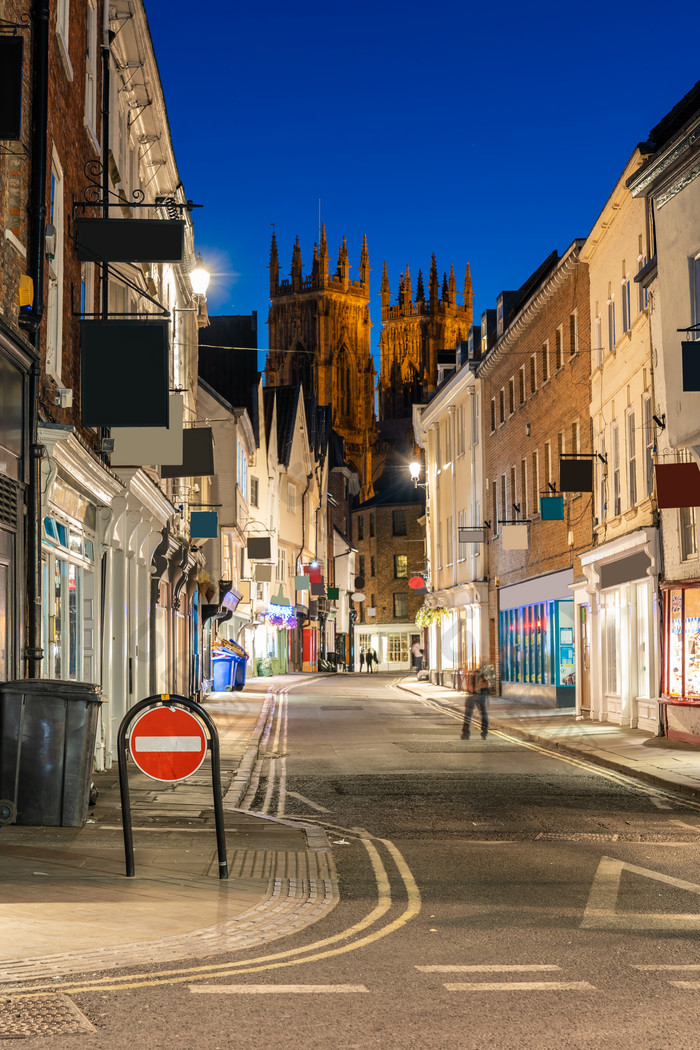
[409,576,426,589]
[129,706,207,782]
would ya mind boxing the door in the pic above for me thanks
[579,604,591,715]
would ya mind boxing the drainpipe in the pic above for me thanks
[21,0,51,677]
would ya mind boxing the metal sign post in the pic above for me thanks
[117,693,228,879]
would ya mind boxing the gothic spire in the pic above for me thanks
[449,264,456,305]
[269,229,279,296]
[360,233,369,287]
[464,262,473,319]
[319,222,328,276]
[291,235,303,290]
[381,260,390,311]
[429,253,439,303]
[337,236,349,282]
[415,268,425,302]
[404,265,412,307]
[442,272,449,302]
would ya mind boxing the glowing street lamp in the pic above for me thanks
[190,253,210,297]
[409,461,427,488]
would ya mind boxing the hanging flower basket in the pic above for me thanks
[415,605,448,629]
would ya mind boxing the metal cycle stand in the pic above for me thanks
[117,693,228,879]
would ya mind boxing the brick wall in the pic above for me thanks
[480,251,593,682]
[352,501,425,626]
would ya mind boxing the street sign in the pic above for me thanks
[129,705,207,782]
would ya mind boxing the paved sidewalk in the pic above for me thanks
[398,676,700,800]
[0,675,337,986]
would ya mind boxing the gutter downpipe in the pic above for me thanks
[23,0,51,677]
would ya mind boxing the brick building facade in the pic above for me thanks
[351,466,425,673]
[478,243,593,704]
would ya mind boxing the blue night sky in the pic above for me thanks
[146,0,698,370]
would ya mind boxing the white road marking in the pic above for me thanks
[189,984,369,994]
[417,964,560,973]
[285,791,331,813]
[582,856,700,930]
[632,964,700,971]
[444,981,594,992]
[133,736,202,751]
[649,796,674,810]
[670,820,700,832]
[669,981,700,989]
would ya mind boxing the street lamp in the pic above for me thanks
[409,461,427,488]
[190,253,210,297]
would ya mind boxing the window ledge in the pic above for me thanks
[4,229,26,257]
[56,30,74,82]
[84,119,100,156]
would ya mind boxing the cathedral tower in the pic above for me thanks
[266,228,377,498]
[378,257,473,420]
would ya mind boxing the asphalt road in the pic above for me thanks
[19,675,700,1049]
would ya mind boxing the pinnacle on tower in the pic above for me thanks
[464,262,473,317]
[269,229,279,296]
[398,272,405,307]
[291,235,303,289]
[360,233,369,286]
[449,264,457,305]
[415,268,425,302]
[442,272,449,302]
[381,260,390,310]
[337,236,349,280]
[429,254,439,303]
[404,265,412,307]
[312,241,319,281]
[319,223,328,276]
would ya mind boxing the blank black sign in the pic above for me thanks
[75,218,185,263]
[0,37,23,141]
[160,428,214,478]
[559,458,593,493]
[81,320,169,426]
[682,342,700,391]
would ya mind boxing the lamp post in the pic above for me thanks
[409,461,428,488]
[190,253,210,323]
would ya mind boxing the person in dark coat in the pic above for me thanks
[367,647,377,673]
[359,649,365,673]
[462,670,490,740]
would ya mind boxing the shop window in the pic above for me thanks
[604,591,620,694]
[665,587,700,699]
[637,581,650,698]
[387,632,408,662]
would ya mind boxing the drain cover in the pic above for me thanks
[0,994,96,1038]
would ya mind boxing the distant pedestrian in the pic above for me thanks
[462,670,490,740]
[367,647,377,673]
[411,641,424,673]
[359,649,365,673]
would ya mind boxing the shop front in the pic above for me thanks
[579,528,660,731]
[498,568,575,707]
[661,581,700,743]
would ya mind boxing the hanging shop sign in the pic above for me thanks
[655,463,700,509]
[246,536,271,560]
[294,574,310,591]
[352,591,366,602]
[76,217,185,264]
[81,320,169,427]
[327,587,340,600]
[501,524,529,551]
[458,527,487,544]
[189,511,218,538]
[161,427,214,478]
[111,394,184,466]
[559,457,593,493]
[681,342,700,391]
[0,36,23,141]
[540,495,565,520]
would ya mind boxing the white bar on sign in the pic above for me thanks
[134,736,203,752]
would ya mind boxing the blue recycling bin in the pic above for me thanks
[231,653,247,691]
[212,653,235,691]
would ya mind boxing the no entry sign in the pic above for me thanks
[129,705,207,782]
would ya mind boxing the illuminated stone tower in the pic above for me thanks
[266,226,376,498]
[378,256,473,419]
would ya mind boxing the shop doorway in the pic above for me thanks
[579,604,591,717]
